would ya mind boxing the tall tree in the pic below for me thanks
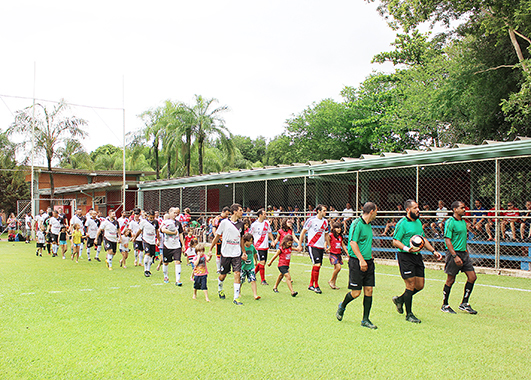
[0,132,29,214]
[8,100,87,199]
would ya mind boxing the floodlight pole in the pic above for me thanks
[30,62,36,239]
[122,76,126,215]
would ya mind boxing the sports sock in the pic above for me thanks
[47,243,51,253]
[462,282,474,304]
[254,264,259,274]
[96,246,101,258]
[314,266,321,288]
[107,253,113,266]
[143,255,149,271]
[216,257,221,272]
[404,289,414,315]
[342,291,355,309]
[218,279,224,292]
[412,288,421,295]
[86,247,91,258]
[134,250,139,261]
[443,284,452,305]
[147,256,152,271]
[175,264,182,282]
[234,283,241,300]
[362,296,373,321]
[163,264,169,278]
[259,264,265,282]
[139,251,144,264]
[79,245,83,258]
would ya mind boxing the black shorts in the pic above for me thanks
[46,233,52,243]
[257,249,268,262]
[134,240,143,251]
[143,242,156,256]
[163,247,182,263]
[193,275,208,290]
[87,238,95,248]
[104,239,117,254]
[348,257,375,290]
[278,265,290,274]
[220,256,242,274]
[51,233,59,244]
[397,252,425,279]
[444,251,475,276]
[36,243,44,248]
[96,234,103,246]
[308,247,324,265]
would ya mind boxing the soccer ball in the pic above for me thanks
[409,235,425,251]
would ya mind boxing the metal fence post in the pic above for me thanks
[265,180,268,209]
[233,183,235,204]
[416,165,419,203]
[205,185,208,216]
[495,158,500,270]
[179,188,182,211]
[356,171,359,217]
[304,176,307,215]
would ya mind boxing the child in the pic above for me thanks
[184,228,195,258]
[192,244,211,302]
[241,233,261,300]
[59,226,68,259]
[71,224,83,263]
[119,228,132,269]
[36,225,45,257]
[328,222,347,290]
[268,234,298,297]
[186,238,198,281]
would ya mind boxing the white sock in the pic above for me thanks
[175,264,182,282]
[86,247,91,258]
[218,279,224,292]
[96,246,101,258]
[79,246,83,258]
[144,255,149,271]
[163,264,169,278]
[52,245,57,254]
[134,250,139,261]
[139,251,144,264]
[234,283,241,300]
[216,257,221,272]
[107,253,113,266]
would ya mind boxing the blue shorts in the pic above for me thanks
[241,269,257,283]
[59,240,67,246]
[193,275,208,290]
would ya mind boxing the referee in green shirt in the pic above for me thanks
[441,201,478,314]
[392,200,443,323]
[336,202,378,329]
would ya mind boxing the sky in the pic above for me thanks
[0,0,397,162]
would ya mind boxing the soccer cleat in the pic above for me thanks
[314,287,322,294]
[441,305,457,314]
[361,319,378,329]
[405,313,421,323]
[336,303,345,321]
[392,296,404,314]
[106,260,109,268]
[459,303,478,314]
[218,290,226,299]
[95,257,101,262]
[36,251,38,256]
[233,298,243,306]
[144,271,150,277]
[255,296,261,300]
[62,256,65,260]
[291,292,298,297]
[88,258,91,262]
[308,286,315,292]
[261,280,269,285]
[164,277,169,284]
[273,288,279,293]
[176,282,182,287]
[108,266,113,271]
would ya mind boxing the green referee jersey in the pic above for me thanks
[393,216,425,253]
[444,216,467,251]
[348,217,373,260]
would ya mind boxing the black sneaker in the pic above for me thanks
[336,303,345,321]
[392,296,404,314]
[144,271,150,277]
[291,292,298,297]
[261,280,269,285]
[405,313,421,323]
[88,258,91,262]
[459,303,478,314]
[441,305,457,314]
[273,288,279,293]
[308,286,316,292]
[218,290,226,299]
[95,257,101,262]
[361,319,378,329]
[314,287,322,294]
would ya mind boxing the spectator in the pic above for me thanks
[471,199,487,237]
[342,202,354,232]
[431,200,448,238]
[7,213,17,232]
[382,204,403,236]
[421,204,434,235]
[328,206,340,224]
[520,201,531,241]
[501,201,520,240]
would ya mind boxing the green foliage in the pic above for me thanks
[0,132,29,214]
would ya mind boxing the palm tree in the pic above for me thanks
[58,138,93,170]
[183,95,233,175]
[8,100,87,199]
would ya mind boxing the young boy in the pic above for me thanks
[186,238,199,281]
[192,244,211,302]
[268,234,298,297]
[241,233,261,300]
[36,225,46,256]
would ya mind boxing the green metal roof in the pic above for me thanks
[138,137,531,190]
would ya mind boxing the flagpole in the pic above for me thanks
[122,75,126,215]
[30,62,36,239]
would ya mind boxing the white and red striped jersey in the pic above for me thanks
[303,216,328,248]
[250,220,272,250]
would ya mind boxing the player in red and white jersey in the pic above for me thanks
[128,209,144,266]
[118,211,130,232]
[249,208,275,285]
[299,204,330,294]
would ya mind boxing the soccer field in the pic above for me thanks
[1,241,530,379]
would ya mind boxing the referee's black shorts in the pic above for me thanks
[348,257,375,290]
[397,251,425,279]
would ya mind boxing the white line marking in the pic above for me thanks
[152,283,163,286]
[130,285,141,288]
[109,287,119,289]
[20,292,35,295]
[80,289,94,292]
[48,291,63,294]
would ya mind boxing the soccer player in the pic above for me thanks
[392,200,443,323]
[249,208,275,285]
[133,210,160,277]
[48,210,61,257]
[336,202,378,329]
[212,207,230,273]
[95,210,121,270]
[441,201,478,314]
[70,208,86,259]
[129,209,144,266]
[85,211,99,262]
[211,203,246,305]
[161,207,185,285]
[299,204,330,294]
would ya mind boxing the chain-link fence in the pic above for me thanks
[139,155,531,272]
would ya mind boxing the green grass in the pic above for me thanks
[1,240,531,379]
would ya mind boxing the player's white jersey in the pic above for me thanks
[49,217,61,235]
[250,220,271,250]
[85,218,99,239]
[70,215,84,228]
[162,219,183,249]
[303,216,328,248]
[100,219,119,243]
[139,219,159,245]
[129,219,143,242]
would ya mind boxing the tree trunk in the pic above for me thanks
[509,28,529,72]
[185,132,191,177]
[167,154,171,179]
[47,157,54,202]
[198,137,204,175]
[153,139,160,179]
